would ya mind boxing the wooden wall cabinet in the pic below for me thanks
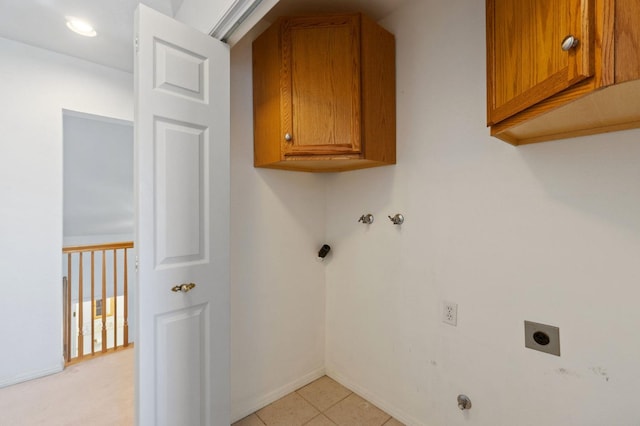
[486,0,640,145]
[252,13,396,172]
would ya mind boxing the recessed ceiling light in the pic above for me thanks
[66,16,97,37]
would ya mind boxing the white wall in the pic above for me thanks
[175,0,235,34]
[63,112,133,238]
[229,29,327,421]
[0,37,133,387]
[325,1,640,425]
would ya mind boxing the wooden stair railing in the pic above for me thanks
[62,241,133,364]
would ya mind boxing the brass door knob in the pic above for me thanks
[171,283,196,293]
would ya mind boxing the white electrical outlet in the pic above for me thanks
[443,301,458,326]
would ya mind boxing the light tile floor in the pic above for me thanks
[233,376,404,426]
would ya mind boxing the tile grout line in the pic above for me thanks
[293,389,324,414]
[241,377,399,426]
[325,391,393,426]
[254,411,267,425]
[294,387,354,415]
[380,414,393,426]
[301,413,337,425]
[321,391,353,415]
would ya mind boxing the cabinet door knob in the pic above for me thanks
[284,133,292,142]
[561,35,579,51]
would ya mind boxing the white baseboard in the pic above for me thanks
[231,366,326,423]
[325,368,424,426]
[0,364,64,389]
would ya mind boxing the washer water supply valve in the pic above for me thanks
[358,214,374,224]
[388,213,404,225]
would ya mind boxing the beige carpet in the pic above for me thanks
[0,348,134,426]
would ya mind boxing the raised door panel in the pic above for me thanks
[487,0,593,125]
[155,304,209,425]
[281,15,361,156]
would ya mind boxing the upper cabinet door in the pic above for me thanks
[487,0,594,125]
[280,15,362,156]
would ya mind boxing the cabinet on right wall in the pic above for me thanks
[486,0,640,145]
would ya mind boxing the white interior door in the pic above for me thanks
[134,5,230,425]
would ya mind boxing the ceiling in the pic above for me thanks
[263,0,407,23]
[0,0,182,72]
[0,0,405,73]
